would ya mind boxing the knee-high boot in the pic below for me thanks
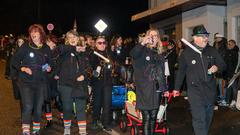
[149,109,158,135]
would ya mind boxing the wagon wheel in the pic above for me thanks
[163,127,170,135]
[119,117,127,132]
[166,127,170,135]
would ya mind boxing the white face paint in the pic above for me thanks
[192,60,196,64]
[29,52,34,58]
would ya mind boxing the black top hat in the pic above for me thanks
[192,25,210,36]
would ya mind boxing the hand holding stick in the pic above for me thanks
[93,51,110,63]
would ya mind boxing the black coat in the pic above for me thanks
[130,44,166,110]
[175,44,226,105]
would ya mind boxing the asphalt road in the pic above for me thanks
[1,60,240,135]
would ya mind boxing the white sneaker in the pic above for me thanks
[230,100,236,108]
[219,100,228,107]
[64,128,70,135]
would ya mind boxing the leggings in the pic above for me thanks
[141,109,158,135]
[58,85,86,121]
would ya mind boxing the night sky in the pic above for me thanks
[0,0,149,37]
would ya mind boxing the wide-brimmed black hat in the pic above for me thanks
[192,25,210,36]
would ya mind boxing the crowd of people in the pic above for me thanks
[0,24,239,135]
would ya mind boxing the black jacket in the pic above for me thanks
[112,46,128,65]
[223,46,239,80]
[213,39,227,78]
[175,44,226,105]
[11,43,52,83]
[89,50,113,85]
[131,44,166,110]
[165,47,177,74]
[56,44,90,98]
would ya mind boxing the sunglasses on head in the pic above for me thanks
[97,41,106,45]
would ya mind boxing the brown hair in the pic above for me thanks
[228,39,236,45]
[28,24,46,44]
[110,34,122,47]
[46,34,58,44]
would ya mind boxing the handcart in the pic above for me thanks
[119,91,174,135]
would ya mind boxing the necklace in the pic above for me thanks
[29,43,43,49]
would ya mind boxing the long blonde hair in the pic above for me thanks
[145,28,165,54]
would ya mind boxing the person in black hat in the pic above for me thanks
[172,25,226,135]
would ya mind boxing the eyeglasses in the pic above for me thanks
[97,41,106,45]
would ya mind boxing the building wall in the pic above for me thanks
[227,0,240,45]
[182,5,226,44]
[151,15,182,40]
[149,0,179,10]
[227,0,240,71]
[150,5,226,44]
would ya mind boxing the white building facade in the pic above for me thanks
[132,0,240,46]
[227,0,240,46]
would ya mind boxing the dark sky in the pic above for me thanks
[0,0,149,37]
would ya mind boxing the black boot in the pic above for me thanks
[142,109,158,135]
[55,96,63,112]
[149,110,158,135]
